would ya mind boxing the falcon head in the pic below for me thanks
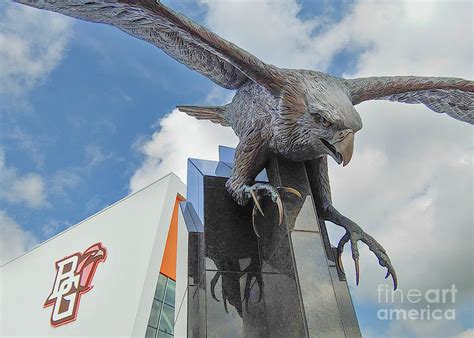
[278,70,363,166]
[307,84,362,166]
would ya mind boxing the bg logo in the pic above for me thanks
[44,242,107,327]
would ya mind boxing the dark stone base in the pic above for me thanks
[184,152,361,337]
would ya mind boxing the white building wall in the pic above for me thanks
[1,173,185,338]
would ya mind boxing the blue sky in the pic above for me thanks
[0,0,359,243]
[1,1,472,337]
[1,1,215,240]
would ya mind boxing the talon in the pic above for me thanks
[336,232,350,275]
[251,205,261,237]
[275,196,284,225]
[241,183,285,228]
[250,190,264,216]
[355,257,360,285]
[337,250,345,274]
[281,187,302,199]
[391,271,398,290]
[331,211,397,289]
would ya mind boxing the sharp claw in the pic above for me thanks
[282,187,302,199]
[355,257,360,286]
[337,251,345,274]
[335,220,396,289]
[276,196,284,225]
[336,232,349,275]
[251,205,261,238]
[392,271,398,290]
[250,190,264,216]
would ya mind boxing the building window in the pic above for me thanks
[146,274,176,338]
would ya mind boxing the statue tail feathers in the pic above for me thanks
[177,105,230,127]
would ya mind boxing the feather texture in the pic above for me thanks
[14,0,283,91]
[380,89,473,124]
[177,105,230,127]
[345,76,474,124]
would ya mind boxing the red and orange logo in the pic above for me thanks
[44,242,107,327]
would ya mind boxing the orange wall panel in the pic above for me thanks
[159,196,182,281]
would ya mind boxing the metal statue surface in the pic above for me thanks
[16,0,474,289]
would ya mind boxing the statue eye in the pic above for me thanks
[321,116,332,128]
[312,113,332,127]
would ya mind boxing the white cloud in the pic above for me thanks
[316,1,473,336]
[386,318,467,338]
[49,170,81,196]
[130,109,238,191]
[85,144,117,168]
[3,127,46,168]
[41,219,71,238]
[0,3,72,106]
[0,149,48,208]
[201,0,322,68]
[129,1,472,335]
[0,210,37,265]
[454,329,474,338]
[201,0,349,70]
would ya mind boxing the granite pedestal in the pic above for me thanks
[181,146,361,338]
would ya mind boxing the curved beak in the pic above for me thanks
[333,130,354,166]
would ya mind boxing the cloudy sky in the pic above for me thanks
[0,0,472,337]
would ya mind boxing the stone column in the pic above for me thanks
[182,149,361,337]
[261,157,361,338]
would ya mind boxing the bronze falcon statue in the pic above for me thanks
[16,0,474,289]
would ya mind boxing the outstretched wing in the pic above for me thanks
[15,0,283,91]
[344,76,474,124]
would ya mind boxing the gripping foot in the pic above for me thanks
[336,225,397,290]
[244,183,302,237]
